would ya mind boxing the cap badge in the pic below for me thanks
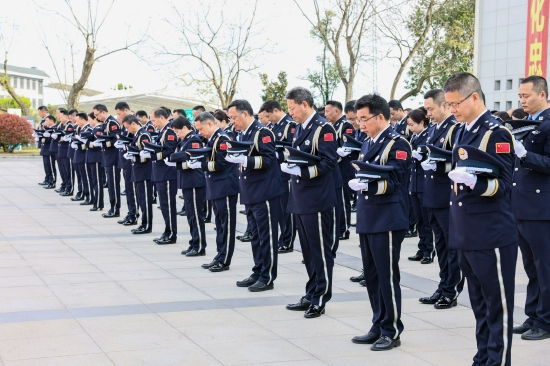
[458,148,468,160]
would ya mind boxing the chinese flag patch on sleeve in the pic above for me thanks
[192,143,200,148]
[142,139,149,143]
[496,142,510,153]
[262,136,271,143]
[167,135,175,141]
[396,150,407,160]
[220,143,227,150]
[291,128,295,133]
[346,128,353,134]
[324,133,334,141]
[111,125,118,130]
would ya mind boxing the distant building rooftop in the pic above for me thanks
[5,65,49,78]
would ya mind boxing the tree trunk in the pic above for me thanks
[0,58,31,116]
[67,45,95,111]
[345,82,353,103]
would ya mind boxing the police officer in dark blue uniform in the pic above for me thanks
[40,115,57,189]
[227,100,282,291]
[71,113,92,205]
[445,72,517,365]
[283,87,338,318]
[53,109,74,196]
[92,104,122,218]
[511,75,550,340]
[188,112,239,271]
[68,109,82,200]
[36,106,50,186]
[347,94,411,351]
[417,89,464,310]
[84,115,104,211]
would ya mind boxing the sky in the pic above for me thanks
[1,0,423,111]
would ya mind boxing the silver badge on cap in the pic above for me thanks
[440,138,444,143]
[305,140,310,146]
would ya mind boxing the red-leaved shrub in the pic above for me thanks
[0,113,35,153]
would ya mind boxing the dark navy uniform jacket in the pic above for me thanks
[40,126,55,156]
[150,123,178,182]
[131,127,152,182]
[57,122,75,159]
[511,108,550,220]
[355,127,412,234]
[238,120,283,205]
[273,114,297,182]
[48,123,61,154]
[85,125,104,164]
[422,115,458,208]
[288,112,338,215]
[37,117,45,149]
[393,117,410,140]
[73,124,91,164]
[223,125,236,140]
[176,132,206,190]
[449,110,518,251]
[118,127,133,171]
[354,129,368,142]
[409,128,431,194]
[201,128,239,201]
[334,116,357,179]
[100,115,122,168]
[144,121,156,134]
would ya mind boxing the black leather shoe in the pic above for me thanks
[248,281,273,292]
[44,184,56,189]
[185,249,205,257]
[209,262,229,272]
[156,236,177,245]
[420,257,433,264]
[201,259,217,269]
[371,335,401,351]
[239,209,246,215]
[204,217,211,223]
[89,207,103,211]
[123,218,138,226]
[350,272,365,282]
[521,326,550,340]
[350,223,356,227]
[278,245,293,253]
[408,253,423,261]
[286,296,311,311]
[419,292,441,304]
[117,216,129,224]
[79,200,92,206]
[352,332,380,344]
[434,296,457,309]
[177,210,186,216]
[359,279,367,287]
[38,180,48,185]
[61,191,73,197]
[237,277,258,288]
[405,229,418,238]
[103,182,108,188]
[513,322,532,334]
[339,230,350,240]
[132,226,151,234]
[304,304,325,318]
[152,197,157,204]
[181,247,193,255]
[102,210,120,218]
[121,190,126,196]
[70,195,84,201]
[54,188,63,193]
[153,234,167,243]
[239,231,252,242]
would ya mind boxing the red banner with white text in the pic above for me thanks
[526,0,550,78]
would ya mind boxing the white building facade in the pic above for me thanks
[0,65,49,110]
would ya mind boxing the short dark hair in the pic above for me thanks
[195,111,215,124]
[59,109,69,116]
[443,72,483,100]
[159,106,171,115]
[68,109,78,115]
[193,105,206,112]
[227,99,254,116]
[355,94,391,120]
[171,116,193,130]
[122,115,140,125]
[115,102,130,111]
[261,100,282,113]
[88,112,96,120]
[286,87,314,108]
[388,100,403,111]
[423,89,445,106]
[214,110,230,124]
[153,108,169,119]
[46,115,56,122]
[344,100,356,114]
[135,110,148,119]
[407,108,429,126]
[173,108,185,116]
[93,104,108,113]
[521,75,548,98]
[493,111,511,121]
[326,100,343,111]
[511,108,528,119]
[76,112,88,121]
[38,106,48,111]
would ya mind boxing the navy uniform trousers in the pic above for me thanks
[57,156,70,191]
[332,187,343,256]
[135,179,153,231]
[184,187,207,253]
[278,181,297,249]
[458,244,516,366]
[76,163,90,200]
[428,207,464,299]
[42,155,57,184]
[87,162,104,209]
[246,196,280,284]
[106,165,121,211]
[360,229,406,339]
[157,179,177,237]
[517,220,550,332]
[297,209,334,307]
[410,192,434,258]
[212,194,238,265]
[339,176,353,235]
[123,167,137,218]
[73,158,82,195]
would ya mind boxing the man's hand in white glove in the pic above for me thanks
[71,142,78,149]
[337,147,351,157]
[448,168,477,189]
[188,161,202,170]
[421,160,437,171]
[412,151,423,161]
[123,152,133,160]
[164,158,177,167]
[76,136,85,143]
[515,139,527,158]
[348,178,369,191]
[93,141,102,147]
[139,151,151,159]
[280,163,301,176]
[34,137,39,142]
[114,141,125,149]
[43,132,51,138]
[51,133,59,140]
[63,135,72,142]
[225,154,247,166]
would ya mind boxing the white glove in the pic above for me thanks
[51,133,59,140]
[515,139,527,158]
[421,160,437,171]
[34,137,39,142]
[448,168,477,189]
[43,132,51,137]
[275,151,279,159]
[139,151,151,159]
[188,161,202,169]
[114,140,125,149]
[280,163,301,176]
[164,158,177,167]
[32,132,37,138]
[412,151,423,161]
[225,154,247,166]
[63,135,72,142]
[93,141,102,147]
[123,152,133,160]
[76,136,85,143]
[71,142,78,149]
[348,178,369,191]
[337,147,351,157]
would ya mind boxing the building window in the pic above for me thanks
[38,99,43,107]
[32,80,36,90]
[32,99,36,109]
[38,81,43,94]
[506,80,513,90]
[495,80,501,90]
[26,79,30,89]
[19,78,24,89]
[11,76,17,88]
[494,102,500,110]
[506,101,512,110]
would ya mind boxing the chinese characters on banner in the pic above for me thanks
[526,0,550,77]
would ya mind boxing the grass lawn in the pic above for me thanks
[0,148,41,157]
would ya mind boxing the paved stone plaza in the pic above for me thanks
[0,156,545,365]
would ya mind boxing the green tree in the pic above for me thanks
[302,49,342,107]
[112,83,133,91]
[0,96,31,112]
[259,71,288,111]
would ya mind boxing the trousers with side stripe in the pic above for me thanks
[105,165,121,211]
[135,179,153,231]
[410,192,434,258]
[339,176,353,235]
[57,156,69,191]
[459,244,517,366]
[122,167,137,217]
[76,163,90,199]
[246,196,280,285]
[74,159,82,194]
[360,229,406,339]
[212,194,237,265]
[332,187,342,257]
[87,162,104,209]
[42,155,57,184]
[157,179,177,237]
[278,182,297,249]
[184,187,207,252]
[298,209,334,307]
